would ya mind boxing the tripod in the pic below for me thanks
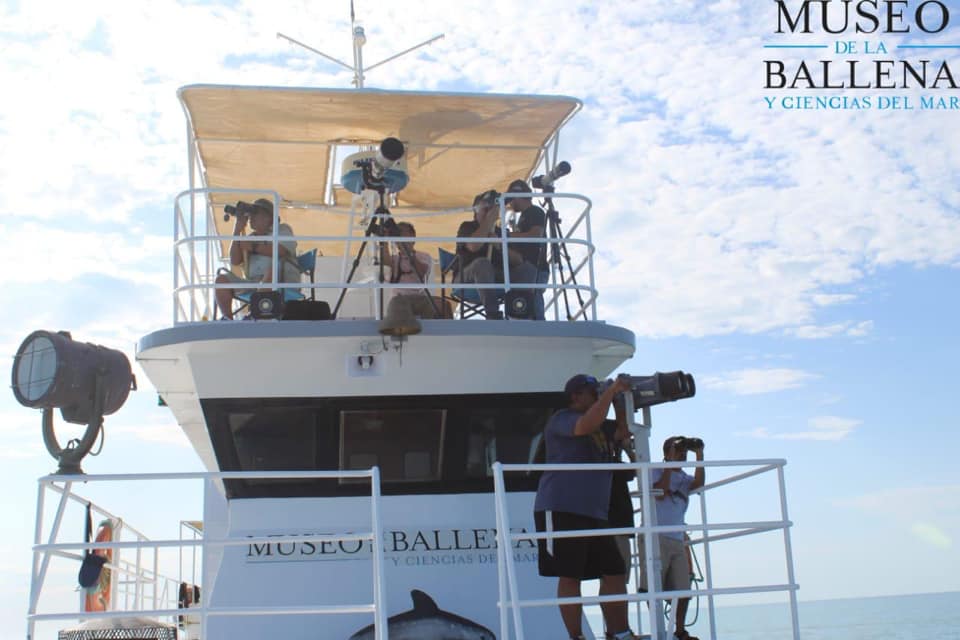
[332,177,438,319]
[537,185,586,320]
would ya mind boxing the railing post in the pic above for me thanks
[26,480,47,640]
[697,490,718,640]
[370,466,389,640]
[637,464,663,640]
[777,464,801,640]
[492,462,524,640]
[491,462,510,640]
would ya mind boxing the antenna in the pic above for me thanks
[278,1,444,88]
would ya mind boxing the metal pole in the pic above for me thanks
[200,478,212,640]
[778,465,802,640]
[365,34,445,72]
[698,492,718,640]
[26,480,47,640]
[492,463,510,640]
[370,467,389,640]
[492,462,525,640]
[584,199,597,320]
[638,464,663,640]
[34,481,73,615]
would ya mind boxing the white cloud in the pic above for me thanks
[911,522,952,549]
[838,487,960,549]
[738,415,861,441]
[785,320,874,339]
[1,1,959,340]
[702,368,817,395]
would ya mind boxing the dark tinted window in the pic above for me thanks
[204,394,560,498]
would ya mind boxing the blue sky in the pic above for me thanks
[1,0,959,633]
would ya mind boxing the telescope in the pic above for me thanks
[358,137,405,178]
[602,370,696,410]
[532,161,571,190]
[341,137,409,194]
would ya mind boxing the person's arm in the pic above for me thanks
[228,214,251,266]
[572,378,631,436]
[413,251,432,283]
[689,444,705,491]
[465,206,498,252]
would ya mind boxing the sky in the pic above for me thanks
[1,0,959,635]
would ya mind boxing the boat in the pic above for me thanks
[18,20,802,640]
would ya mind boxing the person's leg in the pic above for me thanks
[557,576,583,638]
[675,598,691,636]
[599,573,629,635]
[215,273,236,319]
[534,268,549,320]
[663,537,694,638]
[463,258,501,318]
[507,261,538,319]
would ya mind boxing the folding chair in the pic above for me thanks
[438,248,502,319]
[232,248,318,315]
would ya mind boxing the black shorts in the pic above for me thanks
[535,510,627,579]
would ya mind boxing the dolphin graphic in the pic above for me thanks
[348,589,496,640]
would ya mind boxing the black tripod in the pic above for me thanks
[332,173,438,319]
[538,185,586,320]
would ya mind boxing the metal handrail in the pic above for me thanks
[491,459,802,640]
[27,468,390,640]
[172,188,599,323]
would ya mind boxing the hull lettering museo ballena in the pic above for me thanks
[245,527,536,561]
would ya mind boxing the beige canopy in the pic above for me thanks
[179,85,580,256]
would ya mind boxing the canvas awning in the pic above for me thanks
[178,85,580,257]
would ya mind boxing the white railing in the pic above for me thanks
[172,188,599,324]
[27,468,389,640]
[491,459,801,640]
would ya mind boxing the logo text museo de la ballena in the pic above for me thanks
[765,1,958,109]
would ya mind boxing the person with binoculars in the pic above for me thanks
[215,199,298,320]
[455,189,539,319]
[639,435,706,640]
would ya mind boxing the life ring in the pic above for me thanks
[83,520,114,612]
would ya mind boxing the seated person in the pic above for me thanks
[378,222,451,334]
[505,179,548,320]
[215,199,298,319]
[455,191,537,319]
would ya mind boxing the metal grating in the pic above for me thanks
[58,626,176,640]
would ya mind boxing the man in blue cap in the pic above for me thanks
[534,373,638,640]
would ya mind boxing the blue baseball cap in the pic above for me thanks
[564,374,598,397]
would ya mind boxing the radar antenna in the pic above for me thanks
[278,1,444,88]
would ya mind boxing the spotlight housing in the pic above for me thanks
[11,330,135,473]
[12,330,133,424]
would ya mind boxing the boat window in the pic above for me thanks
[462,407,551,479]
[230,409,317,485]
[204,393,563,498]
[340,409,445,483]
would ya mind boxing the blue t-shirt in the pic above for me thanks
[651,469,693,540]
[534,409,612,521]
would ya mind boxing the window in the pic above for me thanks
[340,409,445,483]
[204,393,563,498]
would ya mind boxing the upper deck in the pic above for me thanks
[138,84,635,472]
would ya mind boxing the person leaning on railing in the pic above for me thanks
[533,374,639,640]
[639,436,706,640]
[214,198,298,320]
